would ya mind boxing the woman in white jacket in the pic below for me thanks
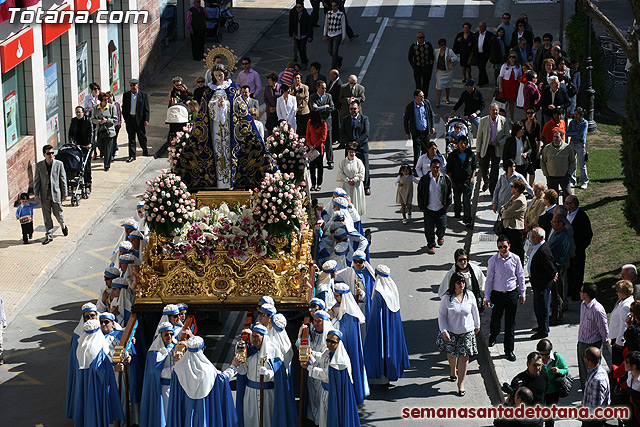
[610,280,634,366]
[276,83,298,132]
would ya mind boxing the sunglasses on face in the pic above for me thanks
[326,339,339,344]
[431,165,440,169]
[417,36,425,39]
[526,111,535,115]
[457,258,468,262]
[197,81,205,83]
[45,152,54,156]
[497,245,508,249]
[100,320,112,325]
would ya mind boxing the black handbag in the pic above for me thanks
[554,353,574,398]
[493,214,505,236]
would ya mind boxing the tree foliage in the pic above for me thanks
[565,12,607,108]
[576,0,640,232]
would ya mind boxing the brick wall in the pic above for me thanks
[6,136,37,203]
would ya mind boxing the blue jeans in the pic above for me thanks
[423,208,447,248]
[532,288,550,335]
[570,142,589,185]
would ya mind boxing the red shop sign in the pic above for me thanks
[0,27,34,73]
[74,0,100,15]
[42,4,72,45]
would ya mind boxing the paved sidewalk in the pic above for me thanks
[469,176,594,426]
[0,0,294,324]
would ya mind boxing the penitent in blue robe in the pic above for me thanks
[167,370,237,427]
[327,365,361,427]
[355,268,375,320]
[338,313,370,405]
[139,348,170,427]
[363,292,410,382]
[71,350,125,427]
[66,332,80,419]
[236,355,298,427]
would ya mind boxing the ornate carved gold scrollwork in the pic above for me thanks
[137,191,315,307]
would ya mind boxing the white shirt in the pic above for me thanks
[628,373,640,392]
[427,172,444,211]
[527,240,544,276]
[438,291,480,334]
[610,295,633,345]
[130,91,138,115]
[567,208,578,224]
[477,31,486,53]
[515,137,524,165]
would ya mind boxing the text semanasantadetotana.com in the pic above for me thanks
[401,405,630,420]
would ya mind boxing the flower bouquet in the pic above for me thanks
[143,170,195,237]
[252,171,307,239]
[167,204,271,262]
[167,123,193,167]
[265,122,308,182]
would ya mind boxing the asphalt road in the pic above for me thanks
[0,0,563,425]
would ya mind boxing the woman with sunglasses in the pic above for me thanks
[437,271,481,396]
[498,53,522,122]
[438,249,486,311]
[536,339,568,427]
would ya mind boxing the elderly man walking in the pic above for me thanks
[34,144,68,245]
[528,227,556,340]
[476,102,508,195]
[540,130,575,204]
[577,283,608,391]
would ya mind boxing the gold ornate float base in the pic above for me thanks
[135,190,314,310]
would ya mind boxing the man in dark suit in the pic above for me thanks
[34,144,68,244]
[539,76,570,124]
[122,79,150,162]
[309,80,335,169]
[473,22,493,87]
[338,74,365,120]
[327,68,343,148]
[340,100,371,194]
[403,89,435,171]
[565,195,593,302]
[528,227,557,339]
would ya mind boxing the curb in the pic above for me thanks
[5,157,155,326]
[469,176,504,404]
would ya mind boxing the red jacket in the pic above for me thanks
[306,121,327,155]
[523,80,541,111]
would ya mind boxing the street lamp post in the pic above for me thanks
[584,14,598,132]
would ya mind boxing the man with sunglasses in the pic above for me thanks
[484,235,526,362]
[417,158,452,254]
[408,32,435,96]
[33,144,68,245]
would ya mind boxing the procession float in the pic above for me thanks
[133,47,316,312]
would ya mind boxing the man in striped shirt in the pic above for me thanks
[323,0,346,69]
[581,347,610,427]
[577,283,608,391]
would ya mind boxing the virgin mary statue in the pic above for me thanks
[174,64,276,190]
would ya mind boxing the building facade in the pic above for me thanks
[0,0,191,218]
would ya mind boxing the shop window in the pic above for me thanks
[2,62,27,149]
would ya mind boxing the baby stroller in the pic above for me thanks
[206,0,239,42]
[445,116,472,155]
[166,103,190,145]
[55,143,91,206]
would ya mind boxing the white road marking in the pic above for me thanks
[367,33,375,43]
[358,17,389,83]
[356,55,366,67]
[362,0,383,17]
[428,0,447,18]
[394,0,415,17]
[376,16,382,24]
[463,0,480,18]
